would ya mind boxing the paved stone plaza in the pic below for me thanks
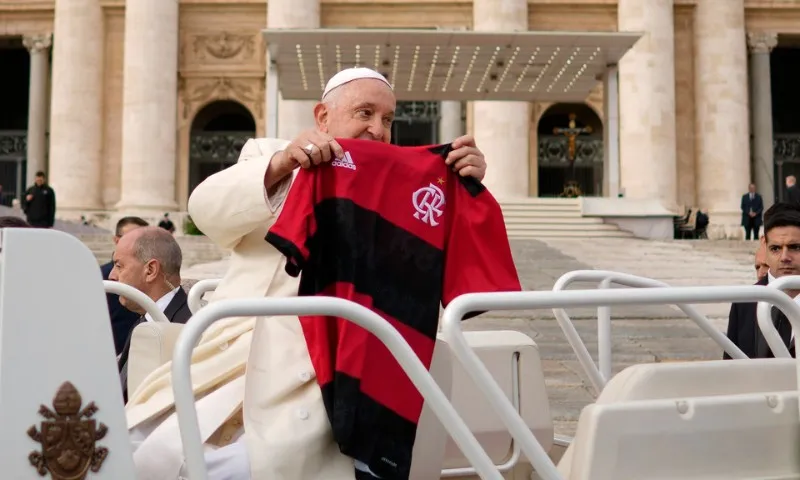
[182,237,761,436]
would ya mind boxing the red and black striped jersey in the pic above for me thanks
[266,138,521,479]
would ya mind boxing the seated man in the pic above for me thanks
[111,226,191,400]
[124,67,489,480]
[101,216,149,354]
[726,202,800,359]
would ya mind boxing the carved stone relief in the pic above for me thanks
[182,32,259,66]
[179,76,264,120]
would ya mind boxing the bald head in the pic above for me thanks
[120,226,182,277]
[110,226,182,307]
[755,237,769,280]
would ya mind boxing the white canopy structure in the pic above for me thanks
[260,28,641,196]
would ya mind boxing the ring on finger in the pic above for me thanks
[303,143,315,154]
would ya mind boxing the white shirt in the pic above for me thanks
[144,287,180,322]
[766,271,796,342]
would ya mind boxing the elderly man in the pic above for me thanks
[725,203,800,359]
[125,68,490,480]
[101,216,150,354]
[111,226,191,401]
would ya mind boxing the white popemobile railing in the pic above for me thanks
[551,270,747,392]
[103,280,170,324]
[186,278,221,314]
[440,284,800,480]
[171,297,505,480]
[756,275,800,358]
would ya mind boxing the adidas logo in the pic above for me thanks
[332,151,356,170]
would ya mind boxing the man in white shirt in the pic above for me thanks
[125,67,489,480]
[726,202,800,359]
[110,226,192,401]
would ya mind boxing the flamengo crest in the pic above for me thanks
[28,382,109,480]
[413,183,445,227]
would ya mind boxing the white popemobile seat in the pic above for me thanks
[0,228,136,479]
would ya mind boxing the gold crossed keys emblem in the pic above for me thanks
[27,382,109,480]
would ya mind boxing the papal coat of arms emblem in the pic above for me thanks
[27,382,109,480]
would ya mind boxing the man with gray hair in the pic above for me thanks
[110,226,191,400]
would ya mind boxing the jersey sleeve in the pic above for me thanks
[265,168,318,277]
[441,177,522,312]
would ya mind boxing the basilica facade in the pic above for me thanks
[0,0,799,236]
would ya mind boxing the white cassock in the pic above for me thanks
[124,138,357,479]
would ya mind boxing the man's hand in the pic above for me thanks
[265,130,345,191]
[25,194,33,202]
[276,129,345,171]
[445,135,487,181]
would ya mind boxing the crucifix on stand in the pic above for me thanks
[553,113,592,198]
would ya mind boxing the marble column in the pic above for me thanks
[694,0,750,239]
[268,0,319,140]
[116,0,179,212]
[472,0,530,199]
[48,0,104,212]
[22,34,52,188]
[617,0,677,207]
[438,101,463,143]
[747,31,778,210]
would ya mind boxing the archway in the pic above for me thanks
[772,37,800,201]
[0,37,30,205]
[536,103,603,197]
[188,100,256,196]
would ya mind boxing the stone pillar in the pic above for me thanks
[268,0,319,140]
[747,31,778,210]
[22,34,52,188]
[694,0,749,239]
[116,0,179,212]
[48,0,104,212]
[617,0,677,207]
[439,101,463,143]
[603,65,620,198]
[472,0,529,199]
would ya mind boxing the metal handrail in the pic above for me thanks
[186,278,221,314]
[441,285,800,480]
[756,275,800,358]
[172,297,504,480]
[552,270,747,392]
[184,277,522,478]
[102,280,169,323]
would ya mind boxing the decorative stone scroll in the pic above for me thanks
[22,33,52,54]
[179,76,264,120]
[747,31,778,54]
[192,32,256,60]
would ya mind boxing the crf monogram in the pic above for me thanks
[412,183,445,227]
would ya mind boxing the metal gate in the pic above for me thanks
[537,134,603,197]
[774,133,800,201]
[188,131,252,195]
[0,131,26,206]
[391,101,440,146]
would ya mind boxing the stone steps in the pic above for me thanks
[75,233,228,267]
[499,198,634,239]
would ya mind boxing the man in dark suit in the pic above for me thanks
[741,183,763,240]
[785,176,800,206]
[109,226,192,401]
[725,203,800,359]
[102,216,150,354]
